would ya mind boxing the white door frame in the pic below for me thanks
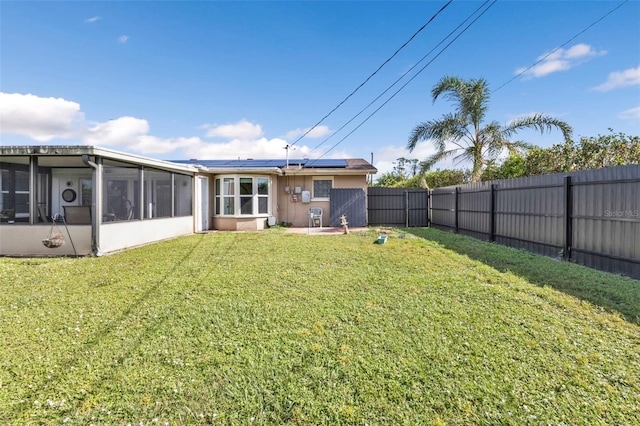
[195,176,209,232]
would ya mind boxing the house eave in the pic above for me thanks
[282,168,376,176]
[203,167,284,175]
[0,145,199,174]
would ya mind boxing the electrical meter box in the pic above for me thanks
[301,190,311,203]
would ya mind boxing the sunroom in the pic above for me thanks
[0,146,201,256]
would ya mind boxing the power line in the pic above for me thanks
[311,0,628,163]
[308,1,497,164]
[493,0,629,92]
[288,0,453,147]
[308,0,492,157]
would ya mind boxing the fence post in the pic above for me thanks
[427,190,431,228]
[563,176,573,261]
[405,190,409,228]
[454,187,460,233]
[489,184,497,242]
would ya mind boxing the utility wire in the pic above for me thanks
[308,0,492,156]
[311,0,626,162]
[307,0,497,164]
[288,0,453,147]
[493,0,629,92]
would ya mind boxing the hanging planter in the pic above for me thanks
[42,220,66,249]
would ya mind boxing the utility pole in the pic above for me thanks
[370,152,374,185]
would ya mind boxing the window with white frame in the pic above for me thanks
[257,177,269,214]
[312,177,333,200]
[215,176,270,216]
[239,178,253,215]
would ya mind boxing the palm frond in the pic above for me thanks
[407,122,432,151]
[420,149,459,170]
[503,114,573,142]
[431,76,466,105]
[463,78,490,127]
[407,114,467,153]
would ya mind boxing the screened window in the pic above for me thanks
[103,160,138,222]
[144,168,172,219]
[0,157,31,222]
[81,179,92,206]
[102,160,193,223]
[174,173,192,217]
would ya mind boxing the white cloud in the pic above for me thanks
[85,117,150,146]
[372,141,447,180]
[203,119,263,140]
[129,135,201,155]
[85,16,101,23]
[593,65,640,92]
[0,92,84,141]
[184,137,289,160]
[0,92,352,161]
[619,106,640,121]
[516,43,606,78]
[284,125,332,140]
[117,35,129,44]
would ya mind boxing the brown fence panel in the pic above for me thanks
[428,164,640,280]
[368,187,429,227]
[570,165,639,278]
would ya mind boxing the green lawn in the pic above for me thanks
[1,228,638,425]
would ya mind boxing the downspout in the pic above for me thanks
[82,154,103,256]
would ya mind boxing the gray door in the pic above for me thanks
[330,188,366,227]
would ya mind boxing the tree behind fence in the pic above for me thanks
[429,164,639,280]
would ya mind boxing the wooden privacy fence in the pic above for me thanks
[368,187,429,227]
[429,164,639,280]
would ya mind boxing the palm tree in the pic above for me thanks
[407,76,573,182]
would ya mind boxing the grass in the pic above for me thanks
[0,227,638,425]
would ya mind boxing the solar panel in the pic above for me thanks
[302,159,348,168]
[170,159,285,167]
[169,158,349,168]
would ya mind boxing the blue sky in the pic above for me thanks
[1,1,639,177]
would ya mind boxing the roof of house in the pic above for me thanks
[171,158,377,174]
[0,146,377,174]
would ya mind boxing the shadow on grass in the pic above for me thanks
[9,233,219,419]
[405,227,640,325]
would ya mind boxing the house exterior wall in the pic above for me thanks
[2,147,376,253]
[213,217,268,231]
[276,174,368,227]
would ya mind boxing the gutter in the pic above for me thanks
[203,167,284,175]
[82,154,103,256]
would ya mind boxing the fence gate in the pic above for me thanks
[367,187,429,227]
[330,188,366,227]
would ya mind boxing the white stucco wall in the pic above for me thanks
[98,216,194,254]
[0,225,92,256]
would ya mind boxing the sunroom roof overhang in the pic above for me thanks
[1,145,199,174]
